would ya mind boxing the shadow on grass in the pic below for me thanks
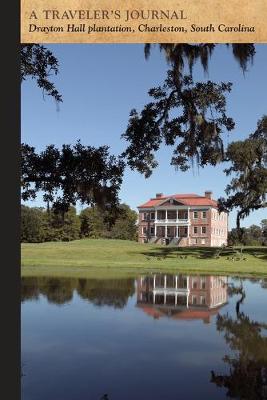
[140,246,267,261]
[242,247,267,261]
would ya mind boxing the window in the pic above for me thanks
[201,279,206,289]
[201,239,206,245]
[201,226,207,234]
[193,211,198,219]
[192,279,198,289]
[191,238,197,245]
[142,226,147,235]
[192,295,197,304]
[200,296,206,305]
[150,212,155,220]
[150,227,155,235]
[202,211,207,219]
[194,226,198,234]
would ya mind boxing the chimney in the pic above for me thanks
[156,193,163,198]
[205,191,212,199]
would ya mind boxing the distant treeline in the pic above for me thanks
[228,220,267,246]
[21,204,137,243]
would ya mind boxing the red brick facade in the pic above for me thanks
[137,192,228,247]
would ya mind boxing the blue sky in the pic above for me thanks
[21,44,267,229]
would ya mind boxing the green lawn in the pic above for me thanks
[21,239,267,278]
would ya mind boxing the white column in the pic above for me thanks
[175,293,177,306]
[176,226,179,238]
[153,275,156,289]
[175,275,178,289]
[164,275,167,289]
[165,209,167,222]
[164,292,166,304]
[155,210,158,222]
[186,293,189,308]
[153,292,156,304]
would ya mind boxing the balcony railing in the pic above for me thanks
[154,218,189,224]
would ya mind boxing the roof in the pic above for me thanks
[138,193,218,208]
[137,304,219,323]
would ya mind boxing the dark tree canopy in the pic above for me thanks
[21,44,62,103]
[122,72,234,177]
[21,141,125,212]
[144,44,255,74]
[21,43,265,227]
[218,116,267,229]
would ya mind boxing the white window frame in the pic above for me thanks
[201,226,207,234]
[202,211,207,219]
[193,226,198,234]
[193,211,198,219]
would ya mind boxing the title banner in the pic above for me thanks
[21,0,267,43]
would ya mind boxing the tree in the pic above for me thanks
[218,116,267,230]
[122,44,255,177]
[21,45,124,212]
[21,205,46,242]
[21,141,125,213]
[110,204,137,240]
[21,205,81,242]
[21,44,62,103]
[22,43,265,225]
[122,73,234,177]
[46,206,81,241]
[261,219,267,241]
[80,207,106,238]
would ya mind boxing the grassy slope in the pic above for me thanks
[21,239,267,278]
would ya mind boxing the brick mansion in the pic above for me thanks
[137,191,228,247]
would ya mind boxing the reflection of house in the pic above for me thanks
[137,191,228,246]
[136,274,228,323]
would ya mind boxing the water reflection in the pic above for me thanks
[137,274,228,323]
[21,274,267,400]
[21,277,135,308]
[211,280,267,399]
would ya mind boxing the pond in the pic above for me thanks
[21,274,267,400]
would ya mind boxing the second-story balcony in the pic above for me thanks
[154,218,189,225]
[155,210,189,224]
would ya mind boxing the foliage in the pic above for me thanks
[21,43,264,228]
[21,205,46,242]
[109,204,137,240]
[218,116,267,229]
[21,203,137,242]
[21,44,62,103]
[122,72,234,177]
[80,204,137,240]
[228,220,267,246]
[21,141,125,213]
[21,205,80,242]
[80,207,106,238]
[144,44,255,74]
